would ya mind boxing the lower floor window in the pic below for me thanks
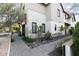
[42,24,45,33]
[32,22,37,33]
[55,24,57,31]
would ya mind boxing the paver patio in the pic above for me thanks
[10,33,72,56]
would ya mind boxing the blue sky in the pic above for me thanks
[63,3,79,14]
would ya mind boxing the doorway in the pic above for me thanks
[22,24,25,36]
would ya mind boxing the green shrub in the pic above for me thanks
[73,22,79,55]
[13,27,20,32]
[23,36,36,43]
[69,27,74,35]
[60,25,64,32]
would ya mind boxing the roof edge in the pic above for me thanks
[60,3,71,19]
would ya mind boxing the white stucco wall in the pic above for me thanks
[46,21,64,34]
[24,3,46,38]
[46,4,65,23]
[25,3,46,15]
[24,3,66,38]
[65,45,71,56]
[46,4,65,34]
[25,9,46,38]
[46,4,51,21]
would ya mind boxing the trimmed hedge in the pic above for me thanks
[73,22,79,55]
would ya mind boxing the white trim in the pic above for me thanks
[65,45,71,56]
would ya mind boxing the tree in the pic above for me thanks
[16,3,25,23]
[0,3,26,33]
[0,4,15,15]
[73,22,79,55]
[0,3,25,32]
[0,4,15,31]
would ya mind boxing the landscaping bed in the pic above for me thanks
[22,34,70,48]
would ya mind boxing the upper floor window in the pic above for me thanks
[57,9,60,17]
[32,22,37,33]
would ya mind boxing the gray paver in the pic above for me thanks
[10,33,71,56]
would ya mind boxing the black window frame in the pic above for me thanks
[55,24,57,31]
[57,9,60,17]
[42,24,45,33]
[32,22,37,33]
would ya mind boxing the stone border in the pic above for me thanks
[23,35,72,49]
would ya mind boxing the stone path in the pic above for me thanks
[10,33,72,56]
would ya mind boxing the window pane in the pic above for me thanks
[55,24,57,31]
[42,24,45,33]
[57,9,60,17]
[32,22,37,33]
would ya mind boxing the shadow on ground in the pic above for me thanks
[48,47,62,56]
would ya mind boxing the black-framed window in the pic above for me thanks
[32,22,37,33]
[42,24,45,33]
[55,24,57,31]
[57,9,60,17]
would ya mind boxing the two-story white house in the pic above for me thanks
[22,3,46,38]
[45,3,65,35]
[21,3,76,38]
[60,3,76,34]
